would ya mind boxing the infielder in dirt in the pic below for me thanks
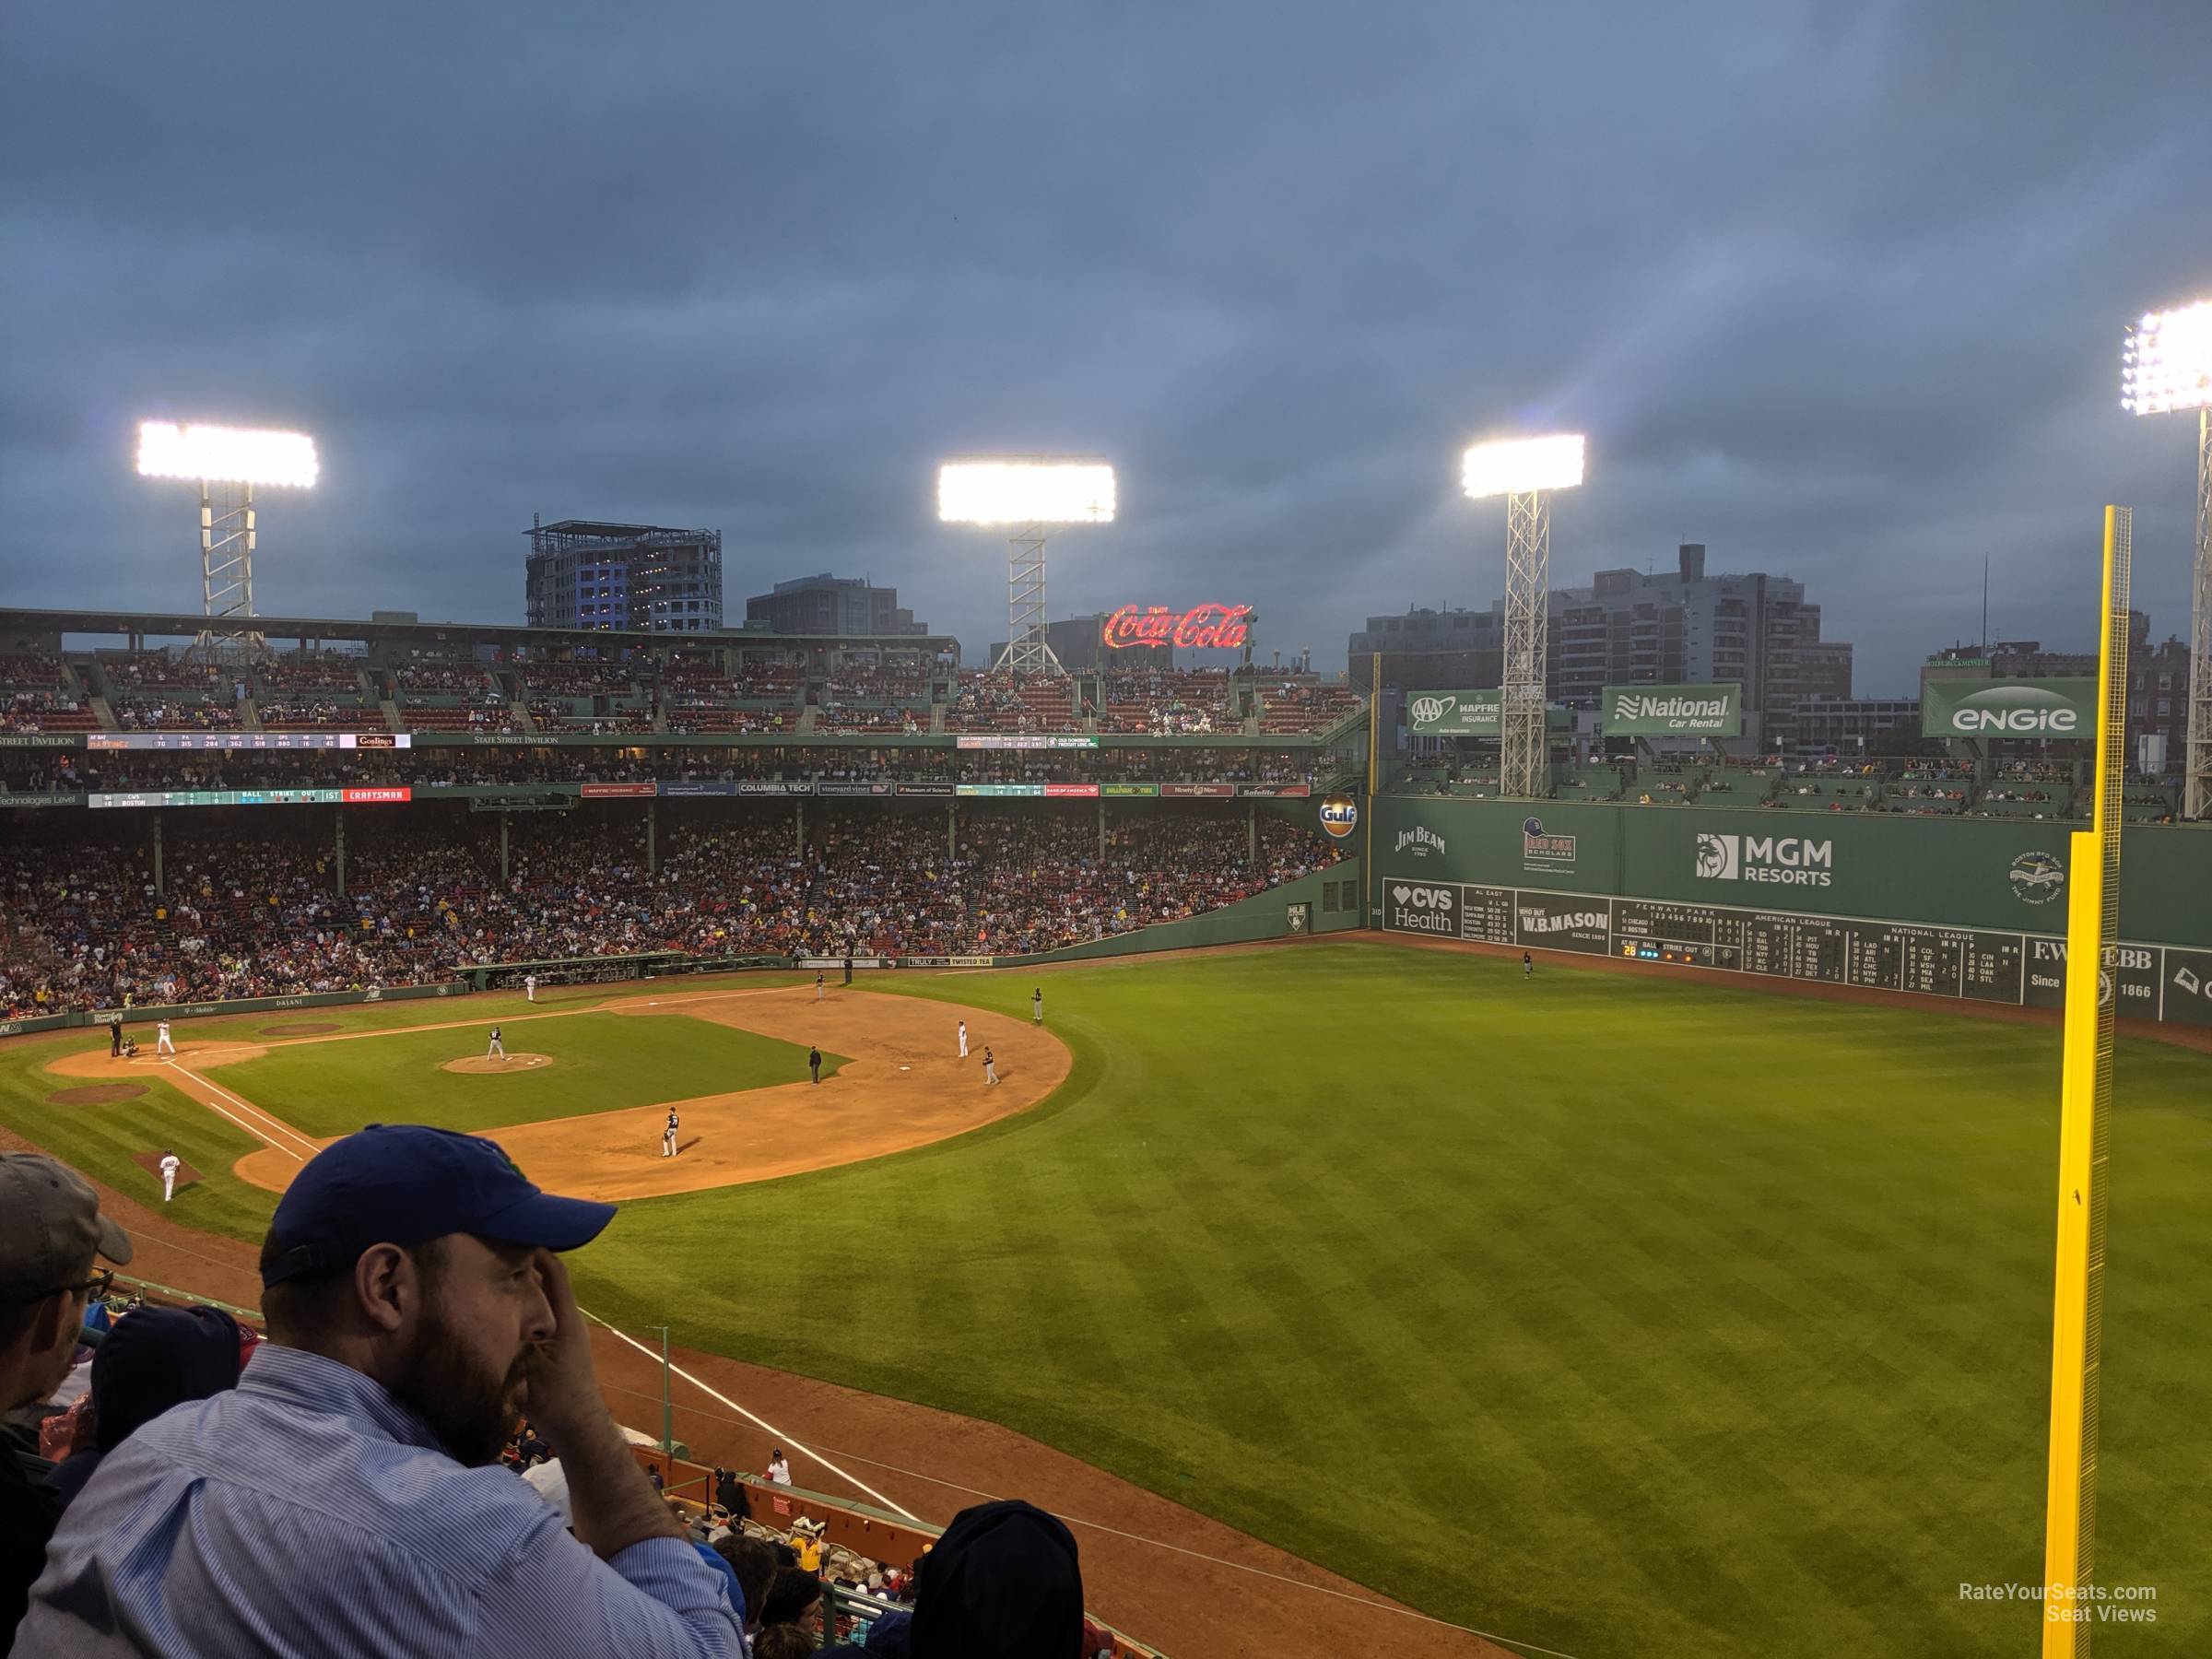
[957,1019,969,1058]
[159,1148,181,1203]
[815,971,824,1002]
[156,1019,175,1056]
[982,1046,997,1086]
[661,1109,679,1158]
[486,1025,505,1059]
[1031,987,1042,1025]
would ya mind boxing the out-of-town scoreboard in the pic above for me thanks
[1382,878,2207,1026]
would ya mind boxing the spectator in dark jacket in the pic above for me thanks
[911,1499,1085,1659]
[47,1305,248,1506]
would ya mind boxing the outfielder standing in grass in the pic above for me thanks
[487,1025,504,1060]
[1032,987,1042,1025]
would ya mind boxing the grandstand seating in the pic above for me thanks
[1256,682,1360,735]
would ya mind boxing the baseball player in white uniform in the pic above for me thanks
[524,973,537,1003]
[982,1047,998,1086]
[156,1019,175,1055]
[662,1108,679,1158]
[487,1025,505,1059]
[957,1020,969,1058]
[159,1148,181,1202]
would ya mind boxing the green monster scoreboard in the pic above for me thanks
[1382,880,2204,1026]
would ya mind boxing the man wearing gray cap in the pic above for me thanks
[0,1153,133,1646]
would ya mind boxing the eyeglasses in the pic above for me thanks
[10,1267,116,1308]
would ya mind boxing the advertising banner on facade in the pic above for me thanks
[658,781,737,797]
[895,781,955,797]
[580,782,657,798]
[1237,782,1312,797]
[1043,782,1100,798]
[732,781,812,796]
[1406,689,1500,735]
[1601,683,1742,736]
[954,735,1099,750]
[816,781,895,796]
[1160,782,1235,797]
[1921,678,2098,738]
[1100,783,1159,797]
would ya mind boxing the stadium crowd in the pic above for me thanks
[0,1134,1129,1655]
[0,805,1343,1015]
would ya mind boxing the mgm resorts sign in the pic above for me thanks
[1922,678,2097,738]
[1601,683,1742,736]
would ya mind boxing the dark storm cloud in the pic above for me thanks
[4,1,2206,687]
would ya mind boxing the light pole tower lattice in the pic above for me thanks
[1463,433,1585,800]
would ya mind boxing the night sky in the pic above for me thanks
[4,3,2207,690]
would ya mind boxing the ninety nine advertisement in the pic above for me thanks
[1600,683,1742,736]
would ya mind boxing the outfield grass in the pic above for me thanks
[206,1013,842,1137]
[3,949,2206,1653]
[553,945,2211,1659]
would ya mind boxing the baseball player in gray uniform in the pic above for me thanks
[662,1109,679,1158]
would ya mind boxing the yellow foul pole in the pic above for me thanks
[2041,506,2130,1654]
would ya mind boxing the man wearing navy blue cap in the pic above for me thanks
[15,1125,743,1658]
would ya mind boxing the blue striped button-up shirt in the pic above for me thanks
[13,1344,743,1657]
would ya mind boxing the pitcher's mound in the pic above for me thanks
[441,1053,552,1075]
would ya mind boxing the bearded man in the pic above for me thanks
[13,1125,741,1657]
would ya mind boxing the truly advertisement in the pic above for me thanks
[1922,678,2098,738]
[1602,682,1742,736]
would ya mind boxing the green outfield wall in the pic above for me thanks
[1009,861,1363,966]
[1368,796,2212,1025]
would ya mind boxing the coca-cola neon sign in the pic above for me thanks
[1101,603,1253,652]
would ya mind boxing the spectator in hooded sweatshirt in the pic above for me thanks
[911,1499,1085,1659]
[45,1305,249,1507]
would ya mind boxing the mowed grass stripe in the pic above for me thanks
[0,1040,280,1243]
[207,1013,842,1137]
[570,945,2212,1658]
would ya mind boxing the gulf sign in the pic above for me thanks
[1101,603,1253,651]
[1319,794,1359,839]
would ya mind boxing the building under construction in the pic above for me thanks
[524,519,724,632]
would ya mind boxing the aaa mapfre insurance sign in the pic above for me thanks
[1101,604,1253,651]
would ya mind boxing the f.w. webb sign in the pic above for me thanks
[1601,683,1741,736]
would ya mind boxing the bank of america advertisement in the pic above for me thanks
[1601,683,1742,736]
[1921,677,2098,738]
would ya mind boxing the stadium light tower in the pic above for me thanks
[135,421,320,642]
[938,457,1115,676]
[2122,300,2212,819]
[1462,433,1584,798]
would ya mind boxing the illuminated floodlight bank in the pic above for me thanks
[1461,433,1585,500]
[938,459,1115,525]
[136,421,320,488]
[2122,300,2212,416]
